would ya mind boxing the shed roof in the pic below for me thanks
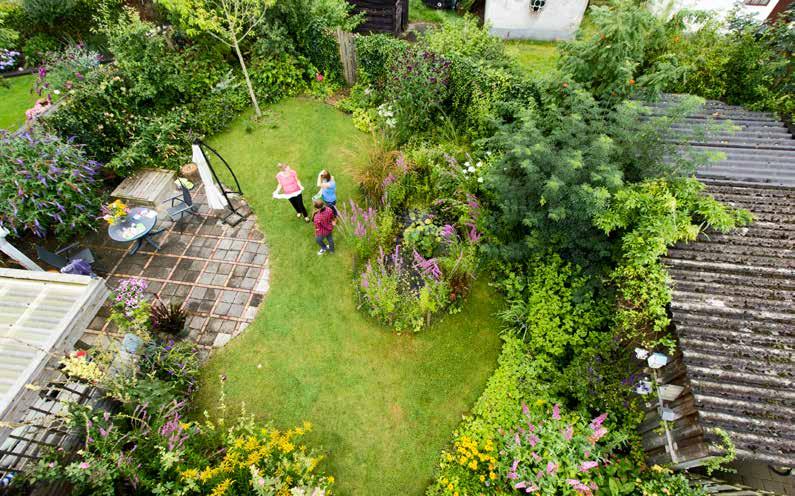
[0,269,108,423]
[643,97,795,469]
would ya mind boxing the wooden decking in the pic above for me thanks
[111,168,177,207]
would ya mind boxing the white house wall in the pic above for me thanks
[650,0,781,23]
[485,0,588,40]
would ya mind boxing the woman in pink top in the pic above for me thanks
[273,163,309,222]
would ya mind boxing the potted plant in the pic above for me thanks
[150,297,189,338]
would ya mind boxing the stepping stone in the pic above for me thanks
[212,332,232,348]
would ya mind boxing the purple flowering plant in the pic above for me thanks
[500,403,626,495]
[384,47,452,141]
[337,198,381,261]
[0,131,102,240]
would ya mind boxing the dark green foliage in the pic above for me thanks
[267,0,361,80]
[354,33,409,87]
[19,0,122,50]
[383,47,451,142]
[482,84,709,264]
[21,32,57,66]
[150,299,188,336]
[483,87,622,264]
[42,11,247,175]
[668,8,794,119]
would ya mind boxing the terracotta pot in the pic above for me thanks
[180,162,199,181]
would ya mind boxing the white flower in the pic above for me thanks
[464,161,471,168]
[477,177,484,183]
[634,347,649,360]
[467,166,476,173]
[53,89,61,95]
[476,161,483,168]
[462,169,468,175]
[364,87,372,95]
[486,151,492,156]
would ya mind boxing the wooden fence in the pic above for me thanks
[335,29,358,86]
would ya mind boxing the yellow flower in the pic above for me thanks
[447,483,454,491]
[489,472,496,480]
[180,468,199,480]
[479,475,485,482]
[198,467,217,482]
[209,478,232,496]
[328,476,335,484]
[468,460,478,470]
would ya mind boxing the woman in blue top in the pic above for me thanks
[317,169,338,217]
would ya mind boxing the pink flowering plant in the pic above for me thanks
[109,277,152,336]
[337,198,382,262]
[500,403,627,495]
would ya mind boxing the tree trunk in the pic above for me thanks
[232,36,261,118]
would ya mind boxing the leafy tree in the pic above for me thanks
[559,0,686,104]
[483,85,623,265]
[482,81,710,266]
[156,0,275,117]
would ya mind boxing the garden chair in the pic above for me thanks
[36,243,98,273]
[163,183,199,224]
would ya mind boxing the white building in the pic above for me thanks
[484,0,589,40]
[651,0,786,22]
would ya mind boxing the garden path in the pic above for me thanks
[80,184,270,358]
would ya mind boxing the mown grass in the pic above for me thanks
[409,0,460,24]
[0,74,37,131]
[504,40,559,74]
[196,98,503,495]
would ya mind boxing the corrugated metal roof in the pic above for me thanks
[0,269,108,423]
[648,96,795,185]
[665,181,795,467]
[657,97,795,468]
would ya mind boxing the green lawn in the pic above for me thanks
[504,40,559,74]
[0,74,37,131]
[196,98,503,495]
[409,0,460,24]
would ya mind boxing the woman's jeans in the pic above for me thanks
[324,200,338,217]
[316,234,334,252]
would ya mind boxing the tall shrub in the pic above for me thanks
[559,0,685,104]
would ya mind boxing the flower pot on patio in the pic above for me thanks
[180,162,199,181]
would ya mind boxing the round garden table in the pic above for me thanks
[108,207,165,255]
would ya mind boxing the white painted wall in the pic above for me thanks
[485,0,589,40]
[650,0,781,23]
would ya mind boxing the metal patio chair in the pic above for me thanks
[36,243,98,272]
[163,183,199,224]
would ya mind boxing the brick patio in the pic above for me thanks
[79,184,269,357]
